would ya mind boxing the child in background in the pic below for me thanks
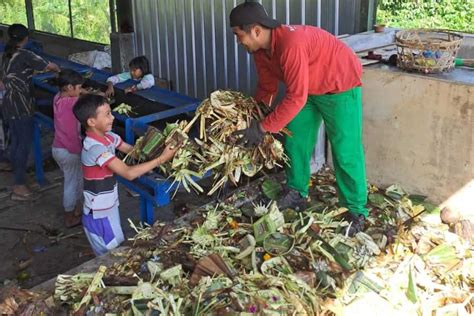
[105,56,154,97]
[52,69,85,228]
[73,94,178,256]
[1,24,60,201]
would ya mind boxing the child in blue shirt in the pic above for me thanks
[105,56,154,97]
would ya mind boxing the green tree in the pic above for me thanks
[32,0,71,37]
[0,0,28,26]
[72,0,110,44]
[2,0,110,44]
[377,0,474,32]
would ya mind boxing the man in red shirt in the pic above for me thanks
[230,1,368,235]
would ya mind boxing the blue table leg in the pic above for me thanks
[139,196,154,224]
[145,199,153,224]
[125,118,134,145]
[140,197,147,223]
[33,119,45,186]
[155,184,171,207]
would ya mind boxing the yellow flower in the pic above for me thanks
[229,219,239,229]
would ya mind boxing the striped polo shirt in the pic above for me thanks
[81,131,123,217]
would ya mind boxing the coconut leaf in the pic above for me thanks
[406,265,418,303]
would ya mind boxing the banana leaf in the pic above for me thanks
[311,235,352,271]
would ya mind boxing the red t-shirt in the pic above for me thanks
[254,25,362,133]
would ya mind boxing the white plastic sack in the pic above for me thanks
[68,48,111,69]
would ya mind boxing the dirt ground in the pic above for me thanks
[0,159,216,289]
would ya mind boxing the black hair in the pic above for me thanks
[240,23,268,33]
[129,56,150,76]
[3,24,29,61]
[54,69,85,90]
[73,94,108,128]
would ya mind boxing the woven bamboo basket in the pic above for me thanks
[395,29,463,74]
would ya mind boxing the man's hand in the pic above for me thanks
[232,120,266,147]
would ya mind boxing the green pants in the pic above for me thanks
[285,87,368,217]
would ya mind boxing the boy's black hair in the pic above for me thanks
[129,56,151,76]
[55,69,84,89]
[73,94,108,128]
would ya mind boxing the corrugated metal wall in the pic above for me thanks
[131,0,363,99]
[131,0,367,171]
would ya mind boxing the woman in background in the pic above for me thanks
[1,24,59,200]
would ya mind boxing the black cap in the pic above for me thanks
[8,24,29,41]
[230,1,281,29]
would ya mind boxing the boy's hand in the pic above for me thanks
[105,83,114,97]
[124,85,137,94]
[47,62,61,73]
[157,144,180,166]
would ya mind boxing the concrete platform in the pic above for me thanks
[362,64,473,219]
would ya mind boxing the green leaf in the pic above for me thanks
[385,184,407,200]
[420,202,441,214]
[424,244,457,265]
[408,194,427,204]
[312,235,352,271]
[406,265,418,303]
[368,193,388,208]
[261,179,282,200]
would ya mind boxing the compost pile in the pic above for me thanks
[123,90,288,196]
[2,169,472,315]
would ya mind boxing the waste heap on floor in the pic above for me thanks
[1,169,472,315]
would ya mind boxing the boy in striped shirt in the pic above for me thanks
[73,94,178,256]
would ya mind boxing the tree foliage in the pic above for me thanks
[1,0,110,44]
[377,0,474,32]
[0,0,28,26]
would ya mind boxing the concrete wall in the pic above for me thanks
[362,67,473,215]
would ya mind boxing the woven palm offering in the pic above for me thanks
[124,90,288,196]
[395,29,463,74]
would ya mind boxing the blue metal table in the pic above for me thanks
[33,111,206,224]
[0,43,205,224]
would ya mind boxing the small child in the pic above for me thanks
[72,94,177,256]
[105,56,154,96]
[52,69,85,228]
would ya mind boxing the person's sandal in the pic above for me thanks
[64,212,82,228]
[0,162,12,172]
[10,191,41,201]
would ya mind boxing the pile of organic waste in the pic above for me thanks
[2,169,472,315]
[123,90,288,196]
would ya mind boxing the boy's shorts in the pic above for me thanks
[82,205,124,256]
